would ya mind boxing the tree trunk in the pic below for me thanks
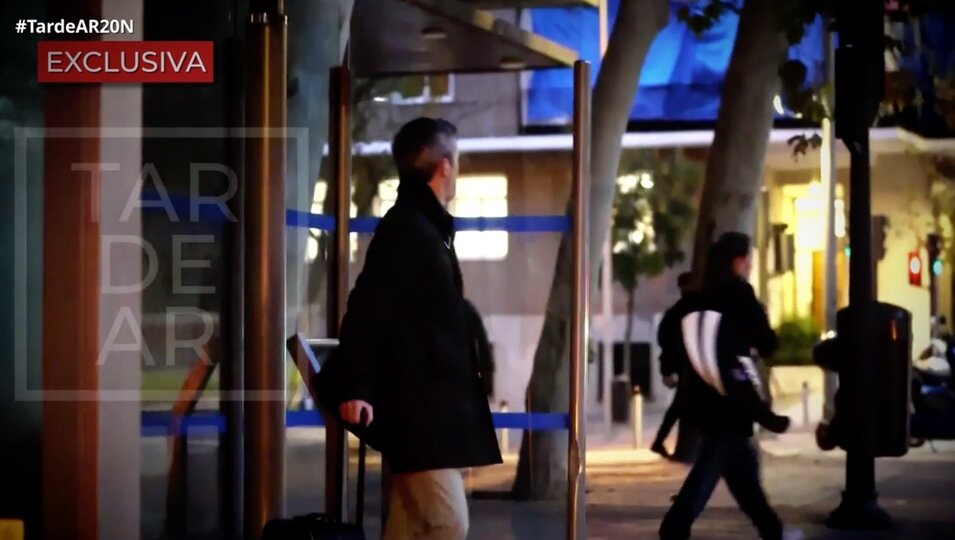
[688,0,787,283]
[511,0,669,500]
[675,0,786,463]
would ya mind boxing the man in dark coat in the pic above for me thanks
[336,117,501,539]
[651,272,692,458]
[659,232,801,540]
[462,299,495,398]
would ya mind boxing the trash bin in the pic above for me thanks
[813,302,911,457]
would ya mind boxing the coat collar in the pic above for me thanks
[396,180,455,239]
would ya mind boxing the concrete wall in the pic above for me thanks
[871,152,938,352]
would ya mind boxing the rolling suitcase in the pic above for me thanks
[262,425,368,539]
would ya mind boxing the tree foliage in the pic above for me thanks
[678,0,955,156]
[611,149,699,293]
[928,154,955,267]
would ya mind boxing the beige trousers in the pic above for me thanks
[382,469,469,540]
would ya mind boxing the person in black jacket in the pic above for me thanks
[659,232,802,540]
[336,117,502,539]
[651,272,693,459]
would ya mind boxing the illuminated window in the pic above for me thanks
[451,176,509,261]
[374,176,509,261]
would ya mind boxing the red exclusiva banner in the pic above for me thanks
[37,41,213,83]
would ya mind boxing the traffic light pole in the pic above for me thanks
[830,135,891,529]
[829,2,891,530]
[928,234,941,338]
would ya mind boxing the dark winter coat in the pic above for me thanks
[326,180,502,474]
[668,278,781,437]
[658,296,693,379]
[463,299,495,397]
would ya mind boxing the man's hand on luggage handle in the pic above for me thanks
[340,400,374,426]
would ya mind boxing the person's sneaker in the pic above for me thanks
[782,527,804,540]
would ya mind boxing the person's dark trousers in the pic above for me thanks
[659,434,783,540]
[653,388,682,450]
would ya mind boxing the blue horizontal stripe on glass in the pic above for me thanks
[457,216,570,233]
[286,209,336,230]
[491,412,570,431]
[285,409,326,427]
[140,410,570,436]
[141,410,227,436]
[289,214,572,234]
[139,192,570,234]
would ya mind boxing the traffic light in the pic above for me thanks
[843,216,889,261]
[872,215,889,262]
[927,233,943,277]
[908,251,922,286]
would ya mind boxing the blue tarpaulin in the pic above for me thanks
[526,0,825,124]
[900,10,955,135]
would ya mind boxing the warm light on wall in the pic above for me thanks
[793,181,846,251]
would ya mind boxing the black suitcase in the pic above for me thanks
[262,426,368,539]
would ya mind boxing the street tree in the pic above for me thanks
[512,0,671,500]
[611,149,699,375]
[675,0,955,459]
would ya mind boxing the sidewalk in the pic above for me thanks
[464,441,955,539]
[140,392,955,539]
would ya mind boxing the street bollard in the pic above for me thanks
[499,401,509,456]
[801,381,810,428]
[632,386,643,449]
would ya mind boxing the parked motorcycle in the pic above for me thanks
[909,336,955,446]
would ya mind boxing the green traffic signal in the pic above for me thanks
[933,258,943,276]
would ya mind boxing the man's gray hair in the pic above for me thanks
[391,117,458,185]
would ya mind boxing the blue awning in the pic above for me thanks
[525,0,825,124]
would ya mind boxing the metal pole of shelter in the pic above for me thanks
[326,65,352,522]
[597,0,613,433]
[243,2,288,537]
[568,59,591,540]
